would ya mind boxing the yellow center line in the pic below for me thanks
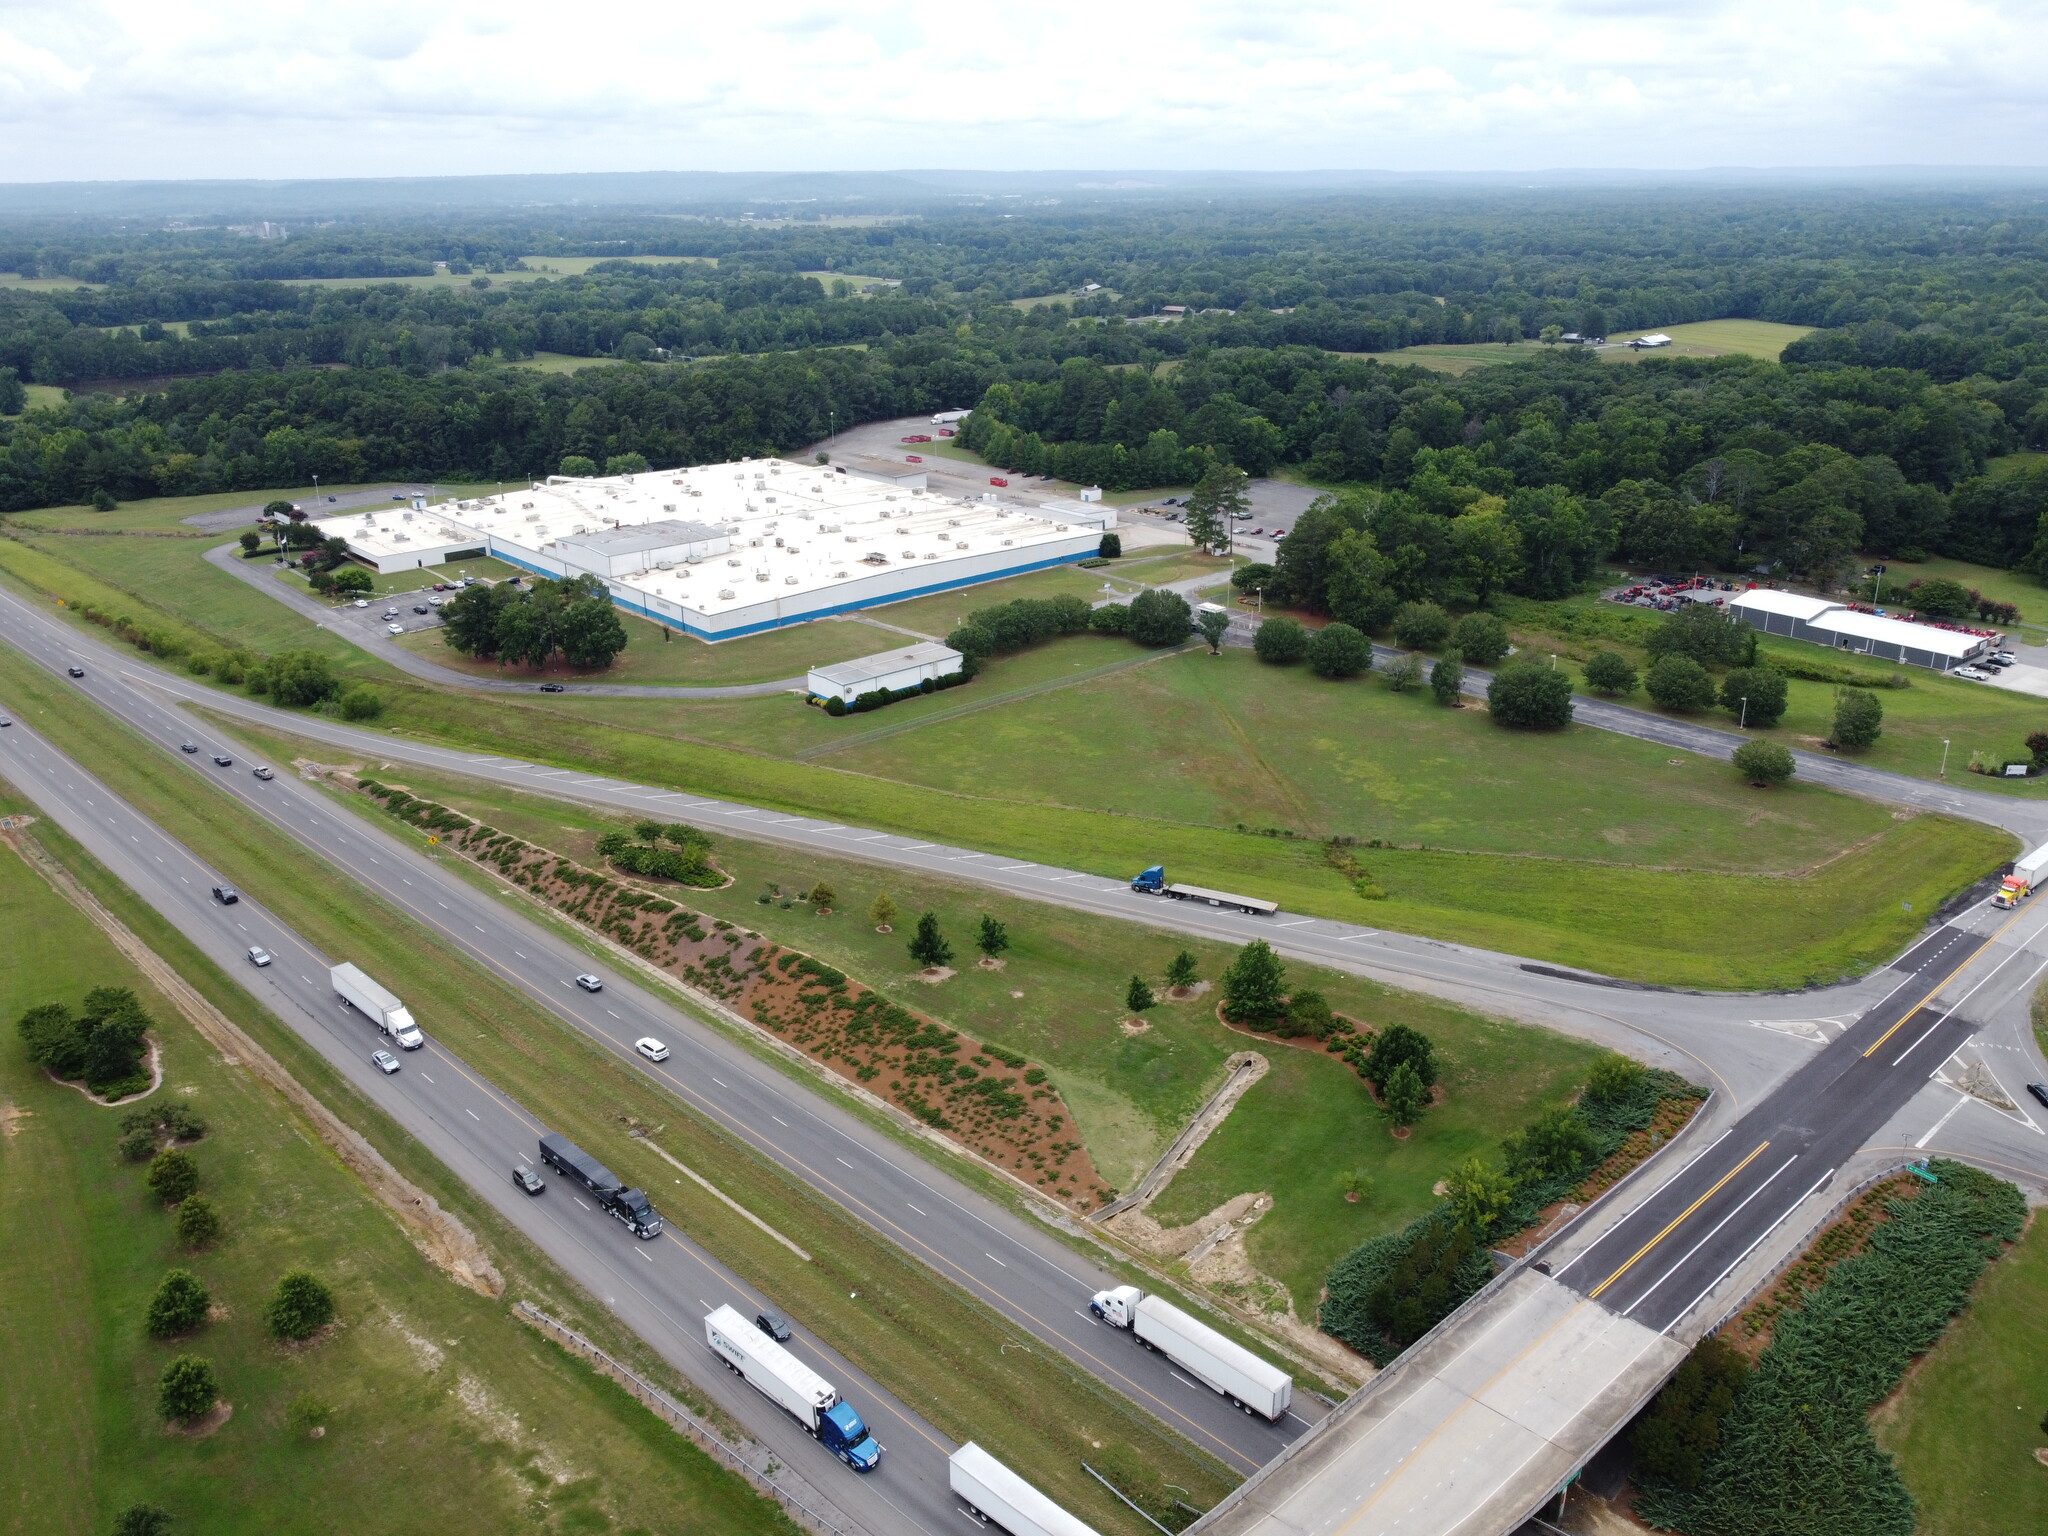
[1588,1141,1770,1301]
[1861,906,2028,1059]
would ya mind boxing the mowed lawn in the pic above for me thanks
[399,610,887,686]
[829,645,1911,872]
[1608,319,1815,359]
[1875,1211,2048,1536]
[0,800,789,1536]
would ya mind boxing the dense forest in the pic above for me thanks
[2,185,2046,593]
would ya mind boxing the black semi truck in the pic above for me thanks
[538,1132,663,1239]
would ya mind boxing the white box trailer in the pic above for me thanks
[1090,1286,1292,1420]
[1995,841,2048,908]
[950,1442,1103,1536]
[703,1305,881,1470]
[330,962,422,1049]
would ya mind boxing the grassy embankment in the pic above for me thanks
[1873,1209,2048,1536]
[200,713,1609,1316]
[0,789,794,1536]
[0,491,2012,987]
[0,645,1236,1531]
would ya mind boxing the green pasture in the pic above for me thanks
[398,610,886,687]
[515,255,715,276]
[0,789,790,1536]
[1986,451,2047,481]
[1877,1207,2048,1536]
[1607,319,1815,360]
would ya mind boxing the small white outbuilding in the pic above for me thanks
[807,642,964,703]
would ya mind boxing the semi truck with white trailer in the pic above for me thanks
[1130,865,1278,917]
[1993,842,2048,908]
[703,1305,881,1471]
[1089,1285,1292,1420]
[537,1133,663,1239]
[330,962,423,1049]
[949,1442,1102,1536]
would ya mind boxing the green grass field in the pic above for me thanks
[12,383,69,413]
[516,255,715,276]
[0,790,793,1536]
[187,723,1605,1317]
[1986,451,2047,481]
[0,273,105,291]
[398,610,886,686]
[507,351,627,374]
[0,648,1235,1531]
[1607,320,1815,360]
[1875,1211,2048,1536]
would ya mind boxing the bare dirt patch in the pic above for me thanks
[915,966,956,985]
[167,1401,233,1438]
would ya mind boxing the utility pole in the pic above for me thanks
[1940,738,1951,779]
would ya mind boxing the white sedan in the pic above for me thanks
[634,1037,670,1063]
[387,623,406,635]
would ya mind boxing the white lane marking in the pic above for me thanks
[712,1078,726,1088]
[466,1109,480,1121]
[836,1158,855,1169]
[572,1196,589,1209]
[1915,1092,1971,1148]
[1275,917,1315,928]
[984,1252,1007,1267]
[1553,1128,1732,1280]
[474,925,485,933]
[1666,1168,1835,1334]
[420,1074,435,1083]
[606,1009,620,1019]
[999,864,1034,871]
[1621,1154,1798,1318]
[1890,1017,1948,1066]
[515,950,528,958]
[907,1203,925,1216]
[1170,1371,1198,1390]
[1075,1309,1098,1326]
[771,1115,789,1127]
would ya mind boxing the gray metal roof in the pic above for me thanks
[559,519,727,556]
[809,642,962,688]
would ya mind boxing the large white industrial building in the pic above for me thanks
[314,460,1104,640]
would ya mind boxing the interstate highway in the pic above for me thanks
[0,705,957,1536]
[0,601,1317,1481]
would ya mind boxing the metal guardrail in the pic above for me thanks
[514,1301,860,1536]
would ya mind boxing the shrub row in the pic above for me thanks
[821,670,969,716]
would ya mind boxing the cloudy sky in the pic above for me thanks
[1,0,2042,181]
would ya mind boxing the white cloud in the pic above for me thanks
[0,0,2041,178]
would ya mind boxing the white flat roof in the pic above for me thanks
[1813,608,1983,657]
[327,506,482,562]
[312,459,1091,620]
[1728,589,1841,623]
[810,642,962,689]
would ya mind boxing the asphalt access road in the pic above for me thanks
[200,542,806,698]
[0,707,951,1536]
[0,609,1318,1481]
[180,484,435,532]
[1545,908,2031,1333]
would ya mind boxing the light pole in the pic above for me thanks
[1740,695,1748,728]
[1940,738,1951,779]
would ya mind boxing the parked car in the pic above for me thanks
[1993,650,2019,665]
[575,973,604,993]
[211,884,238,904]
[387,623,405,635]
[634,1037,670,1062]
[253,766,274,780]
[180,742,199,753]
[0,716,10,727]
[371,1049,401,1074]
[538,682,565,692]
[247,946,272,967]
[383,609,399,619]
[67,665,85,677]
[412,603,429,614]
[512,1162,546,1195]
[1953,665,1995,682]
[989,476,1009,487]
[905,454,923,462]
[900,434,932,443]
[211,753,233,766]
[755,1309,793,1342]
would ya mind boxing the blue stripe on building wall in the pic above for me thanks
[486,544,1093,641]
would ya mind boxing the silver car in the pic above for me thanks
[247,946,272,967]
[371,1049,401,1074]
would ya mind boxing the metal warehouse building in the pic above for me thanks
[313,460,1100,640]
[806,642,963,703]
[1728,589,1990,671]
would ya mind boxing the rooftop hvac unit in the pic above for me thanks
[664,503,676,512]
[765,496,777,504]
[656,560,674,570]
[718,588,735,599]
[784,575,799,585]
[690,489,704,497]
[755,571,770,582]
[845,534,858,542]
[923,552,938,560]
[1002,539,1013,546]
[956,541,968,549]
[727,558,741,566]
[835,569,849,578]
[948,519,961,527]
[525,513,541,521]
[522,501,534,510]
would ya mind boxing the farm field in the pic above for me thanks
[398,609,887,686]
[1875,1209,2048,1536]
[0,648,1236,1532]
[11,383,67,413]
[515,255,715,275]
[506,350,625,373]
[0,790,790,1536]
[196,729,1603,1319]
[7,482,425,534]
[1607,319,1815,359]
[1987,450,2047,480]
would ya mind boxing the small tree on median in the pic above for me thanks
[145,1269,211,1339]
[1196,607,1230,654]
[1383,1060,1426,1128]
[1829,688,1884,749]
[1450,612,1510,666]
[1308,621,1371,679]
[1128,588,1193,646]
[908,912,953,968]
[1392,601,1452,652]
[976,915,1010,960]
[1444,1155,1514,1236]
[239,531,261,555]
[1165,951,1199,990]
[1383,653,1424,693]
[1220,940,1287,1028]
[157,1354,219,1422]
[175,1196,223,1249]
[1732,739,1795,786]
[1487,662,1573,728]
[1582,651,1637,695]
[1254,616,1308,664]
[1362,1022,1439,1093]
[1719,666,1788,728]
[113,1504,174,1536]
[867,892,898,930]
[265,1269,336,1341]
[1126,975,1156,1012]
[1645,655,1716,713]
[1430,656,1465,705]
[146,1149,200,1206]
